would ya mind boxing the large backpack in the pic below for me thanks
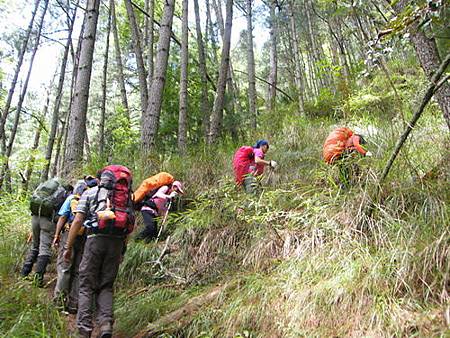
[323,127,354,164]
[133,172,174,203]
[93,165,135,234]
[233,146,255,185]
[30,178,68,217]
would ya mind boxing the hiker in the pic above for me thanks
[20,178,72,286]
[63,165,135,338]
[52,177,97,313]
[233,139,278,193]
[323,127,372,188]
[135,179,184,243]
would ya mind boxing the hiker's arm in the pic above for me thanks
[255,156,271,166]
[53,215,68,247]
[63,213,85,261]
[153,186,171,199]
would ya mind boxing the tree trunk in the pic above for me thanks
[178,0,189,154]
[125,0,148,117]
[51,117,65,177]
[41,1,77,182]
[392,0,450,130]
[193,0,210,140]
[63,0,100,177]
[99,4,111,156]
[288,1,305,113]
[246,0,257,130]
[0,0,41,151]
[23,122,42,193]
[0,0,49,190]
[110,0,130,118]
[141,0,175,154]
[208,0,233,144]
[206,0,219,67]
[266,0,278,110]
[145,0,154,90]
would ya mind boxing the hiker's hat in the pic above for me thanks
[74,180,88,196]
[172,181,184,194]
[254,139,269,149]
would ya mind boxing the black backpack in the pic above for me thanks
[30,178,68,217]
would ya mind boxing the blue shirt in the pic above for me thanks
[58,195,74,218]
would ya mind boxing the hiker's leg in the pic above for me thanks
[53,231,72,301]
[244,175,257,194]
[67,235,86,313]
[77,236,104,335]
[141,211,157,241]
[96,237,124,328]
[35,217,55,286]
[21,216,40,276]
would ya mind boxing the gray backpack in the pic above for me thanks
[30,178,68,217]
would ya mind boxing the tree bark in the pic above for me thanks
[125,0,148,117]
[266,0,278,110]
[141,0,175,154]
[193,0,210,140]
[41,1,77,182]
[23,122,42,193]
[63,0,100,177]
[178,0,189,154]
[246,0,257,129]
[0,0,49,190]
[0,0,41,151]
[51,117,65,177]
[392,0,450,130]
[110,0,130,118]
[99,3,111,156]
[208,0,233,144]
[144,0,154,90]
[288,1,305,113]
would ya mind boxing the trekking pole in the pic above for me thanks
[155,200,172,244]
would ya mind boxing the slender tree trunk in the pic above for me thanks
[0,0,41,151]
[0,0,49,190]
[23,123,42,193]
[99,4,111,156]
[51,118,65,177]
[392,0,450,130]
[288,1,305,113]
[208,0,233,144]
[110,0,130,118]
[193,0,210,141]
[141,0,175,154]
[145,0,154,90]
[125,0,148,116]
[63,0,100,177]
[41,1,77,182]
[206,0,219,67]
[178,0,189,154]
[266,0,278,110]
[246,0,257,129]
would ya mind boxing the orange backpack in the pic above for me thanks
[323,127,354,164]
[133,172,174,203]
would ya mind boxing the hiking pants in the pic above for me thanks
[54,231,85,310]
[137,210,158,242]
[244,175,258,194]
[30,215,55,257]
[77,234,125,333]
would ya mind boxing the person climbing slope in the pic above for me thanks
[133,172,184,243]
[21,178,72,287]
[64,165,135,338]
[52,177,97,313]
[233,139,277,193]
[323,127,372,188]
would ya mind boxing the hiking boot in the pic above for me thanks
[98,321,112,338]
[34,255,50,287]
[20,249,39,277]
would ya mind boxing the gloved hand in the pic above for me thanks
[270,160,278,169]
[365,151,373,157]
[168,191,178,200]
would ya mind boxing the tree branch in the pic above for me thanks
[379,53,450,184]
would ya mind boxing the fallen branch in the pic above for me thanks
[133,283,232,338]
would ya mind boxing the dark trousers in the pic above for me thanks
[137,210,158,242]
[77,235,124,333]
